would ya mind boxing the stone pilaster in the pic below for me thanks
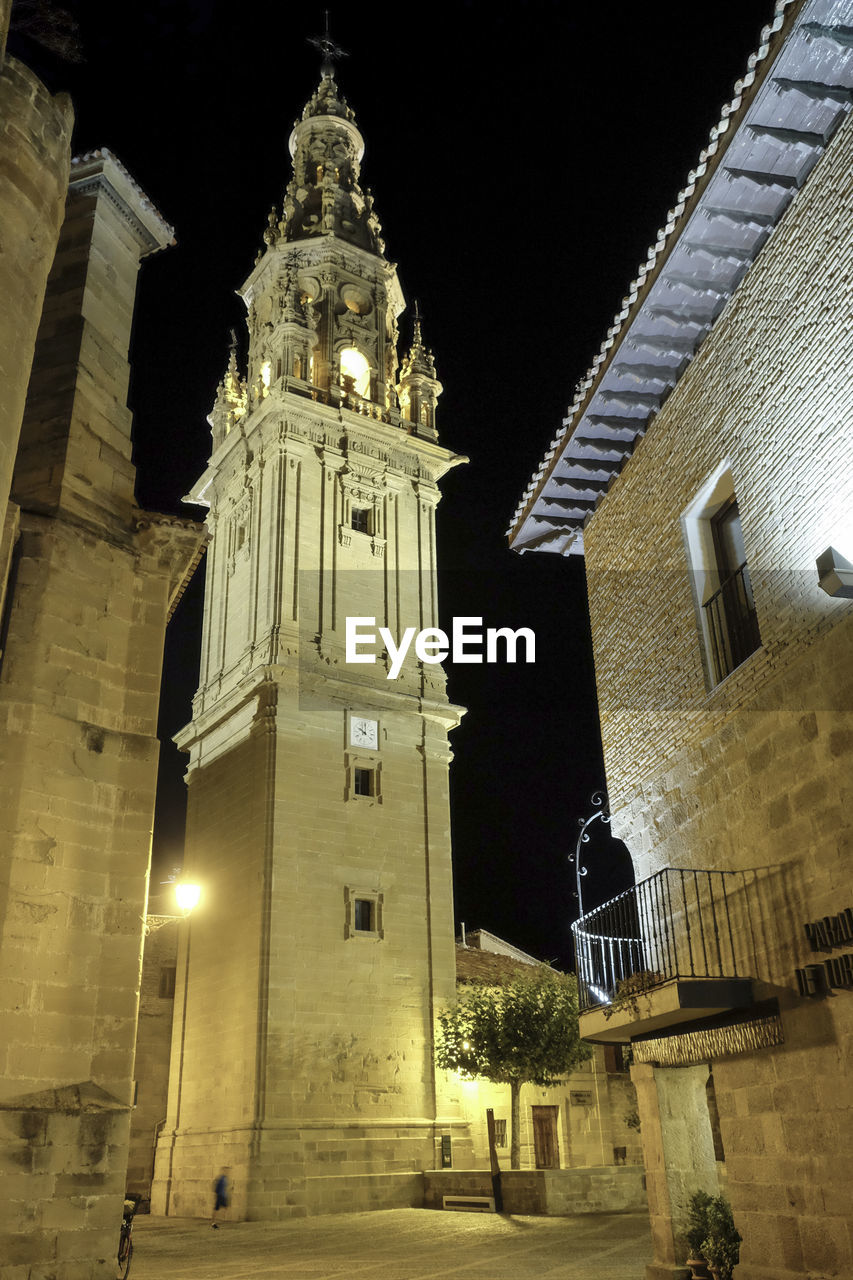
[0,53,71,619]
[0,152,204,1276]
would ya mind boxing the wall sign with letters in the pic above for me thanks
[795,907,853,996]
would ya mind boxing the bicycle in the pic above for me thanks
[117,1194,139,1279]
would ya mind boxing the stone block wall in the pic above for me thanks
[152,679,471,1220]
[423,1166,647,1215]
[581,107,853,1280]
[442,1050,642,1172]
[0,147,203,1276]
[126,917,178,1204]
[0,50,71,635]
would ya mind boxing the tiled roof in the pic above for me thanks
[509,0,853,555]
[455,945,556,986]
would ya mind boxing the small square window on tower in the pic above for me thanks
[351,507,371,535]
[354,766,374,796]
[344,887,384,940]
[345,753,382,803]
[353,898,374,931]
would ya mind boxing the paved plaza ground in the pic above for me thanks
[130,1207,653,1279]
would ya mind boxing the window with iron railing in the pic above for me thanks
[701,496,761,683]
[703,560,761,683]
[683,475,762,688]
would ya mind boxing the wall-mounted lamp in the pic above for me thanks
[174,882,201,915]
[816,546,853,599]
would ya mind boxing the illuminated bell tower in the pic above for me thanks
[151,53,471,1219]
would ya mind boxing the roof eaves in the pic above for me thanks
[508,0,806,552]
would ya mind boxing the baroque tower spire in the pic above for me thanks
[153,58,470,1220]
[208,330,247,451]
[398,302,442,443]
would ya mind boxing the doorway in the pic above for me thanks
[531,1105,560,1168]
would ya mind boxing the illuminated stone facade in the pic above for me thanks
[150,66,472,1219]
[447,937,643,1175]
[0,35,71,661]
[583,102,853,1277]
[136,926,641,1209]
[511,5,853,1279]
[0,10,204,1267]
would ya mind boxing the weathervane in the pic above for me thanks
[569,790,611,918]
[308,11,348,80]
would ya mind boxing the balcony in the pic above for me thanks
[572,868,756,1043]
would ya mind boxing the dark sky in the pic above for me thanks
[14,0,774,968]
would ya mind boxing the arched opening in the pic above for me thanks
[339,347,370,398]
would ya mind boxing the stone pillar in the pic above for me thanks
[0,51,72,640]
[0,152,204,1278]
[126,914,179,1203]
[632,1062,719,1280]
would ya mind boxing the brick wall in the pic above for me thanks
[582,107,853,1280]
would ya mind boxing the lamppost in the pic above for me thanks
[569,790,611,920]
[163,876,201,1216]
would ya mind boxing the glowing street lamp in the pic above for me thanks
[174,882,201,915]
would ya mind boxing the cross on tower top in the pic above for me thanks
[307,11,348,80]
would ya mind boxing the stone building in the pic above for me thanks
[149,60,474,1220]
[134,921,644,1211]
[447,932,643,1179]
[510,2,853,1278]
[0,6,205,1274]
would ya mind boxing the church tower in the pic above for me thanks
[151,51,470,1218]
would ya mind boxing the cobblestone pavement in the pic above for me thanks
[131,1208,652,1279]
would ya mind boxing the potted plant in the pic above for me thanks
[685,1190,714,1279]
[701,1195,742,1280]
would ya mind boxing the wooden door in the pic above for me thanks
[531,1105,560,1169]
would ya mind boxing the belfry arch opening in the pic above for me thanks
[340,346,370,397]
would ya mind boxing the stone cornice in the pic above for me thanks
[69,148,175,255]
[186,396,467,507]
[240,236,402,313]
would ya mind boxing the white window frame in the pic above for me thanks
[681,463,760,688]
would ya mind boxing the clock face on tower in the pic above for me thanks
[349,716,378,750]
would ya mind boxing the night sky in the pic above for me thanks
[13,0,774,968]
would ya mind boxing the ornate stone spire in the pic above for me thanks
[208,331,247,450]
[397,303,441,441]
[267,57,383,255]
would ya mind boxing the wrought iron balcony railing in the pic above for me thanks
[703,561,761,683]
[572,867,755,1012]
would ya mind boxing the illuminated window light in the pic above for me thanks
[260,361,272,395]
[340,347,370,398]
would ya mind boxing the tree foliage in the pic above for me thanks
[435,969,592,1167]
